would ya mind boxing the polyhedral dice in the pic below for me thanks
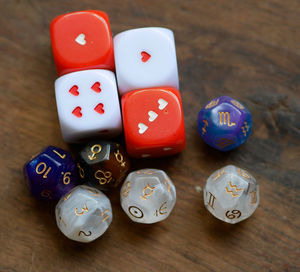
[122,87,185,158]
[55,69,122,142]
[120,169,176,224]
[114,27,179,95]
[50,10,114,76]
[76,141,130,190]
[56,185,112,243]
[203,165,259,224]
[23,146,78,201]
[198,96,252,151]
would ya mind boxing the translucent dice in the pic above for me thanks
[204,165,259,224]
[120,169,176,224]
[56,185,112,243]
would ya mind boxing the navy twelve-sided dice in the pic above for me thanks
[198,96,252,151]
[24,146,78,201]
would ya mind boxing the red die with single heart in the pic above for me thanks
[121,87,185,158]
[50,10,114,76]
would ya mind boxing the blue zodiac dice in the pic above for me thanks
[198,96,252,151]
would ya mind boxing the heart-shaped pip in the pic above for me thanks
[138,123,148,134]
[148,111,158,122]
[75,33,86,46]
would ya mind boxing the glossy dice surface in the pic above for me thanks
[198,96,252,151]
[114,27,179,95]
[56,185,112,243]
[55,69,122,143]
[24,146,77,201]
[204,165,259,224]
[50,10,114,76]
[122,87,185,158]
[120,169,176,224]
[76,141,130,190]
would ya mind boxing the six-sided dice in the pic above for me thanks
[23,146,78,201]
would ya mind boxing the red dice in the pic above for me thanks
[122,87,185,158]
[50,10,114,76]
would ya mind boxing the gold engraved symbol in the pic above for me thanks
[87,188,101,197]
[88,144,102,160]
[62,172,71,185]
[250,191,257,204]
[217,138,234,149]
[114,150,126,167]
[205,99,219,109]
[141,184,155,200]
[241,122,250,136]
[207,192,216,210]
[212,169,226,181]
[231,100,244,110]
[64,192,72,201]
[94,170,112,185]
[59,216,67,227]
[164,179,171,192]
[219,112,236,127]
[52,149,66,159]
[41,189,52,199]
[75,204,88,216]
[237,168,250,179]
[129,206,144,218]
[78,230,92,237]
[35,162,51,179]
[155,202,168,216]
[202,120,208,135]
[225,210,241,219]
[121,181,131,198]
[101,209,110,223]
[137,170,156,175]
[226,181,242,197]
[77,163,85,179]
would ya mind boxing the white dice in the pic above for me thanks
[204,165,259,224]
[55,69,122,142]
[120,169,176,224]
[55,185,113,243]
[114,27,179,95]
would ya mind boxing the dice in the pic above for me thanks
[76,141,130,190]
[120,169,176,223]
[55,69,122,142]
[114,27,179,95]
[50,10,114,76]
[204,165,259,224]
[198,96,252,151]
[122,87,185,158]
[56,185,112,243]
[23,146,78,201]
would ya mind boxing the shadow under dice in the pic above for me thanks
[120,169,176,224]
[55,69,122,143]
[56,185,112,243]
[23,146,78,201]
[76,141,130,190]
[198,96,252,151]
[122,87,185,158]
[204,165,259,224]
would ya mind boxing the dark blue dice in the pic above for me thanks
[198,96,252,151]
[24,146,78,201]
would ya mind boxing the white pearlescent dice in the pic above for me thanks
[114,27,179,95]
[204,165,259,224]
[120,169,176,224]
[55,185,113,243]
[55,69,122,143]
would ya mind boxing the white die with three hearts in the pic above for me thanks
[55,69,122,142]
[114,27,179,95]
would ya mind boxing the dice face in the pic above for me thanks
[198,96,252,151]
[114,27,179,95]
[55,70,122,143]
[23,146,78,201]
[122,87,185,158]
[76,141,130,191]
[56,185,112,243]
[50,10,114,76]
[120,169,176,224]
[203,165,259,224]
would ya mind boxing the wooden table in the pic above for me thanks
[0,0,299,271]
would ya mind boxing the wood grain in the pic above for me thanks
[0,0,299,271]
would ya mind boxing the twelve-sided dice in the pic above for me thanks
[55,69,122,142]
[56,185,113,243]
[204,165,259,224]
[120,169,176,224]
[114,27,179,95]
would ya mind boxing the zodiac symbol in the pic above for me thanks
[121,181,131,198]
[75,204,89,216]
[212,168,226,181]
[76,163,85,179]
[78,230,92,237]
[207,192,216,210]
[88,144,102,160]
[237,168,250,179]
[61,172,71,185]
[94,170,112,185]
[58,216,67,227]
[101,209,110,223]
[141,184,155,200]
[64,192,72,201]
[41,189,52,199]
[164,179,171,192]
[52,149,66,159]
[129,206,144,218]
[114,149,126,167]
[35,162,51,179]
[136,170,156,175]
[202,120,208,135]
[154,202,168,216]
[226,181,242,197]
[219,112,236,127]
[230,100,244,110]
[217,138,234,149]
[225,210,241,219]
[250,191,257,204]
[241,122,250,136]
[87,188,101,197]
[205,99,219,109]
